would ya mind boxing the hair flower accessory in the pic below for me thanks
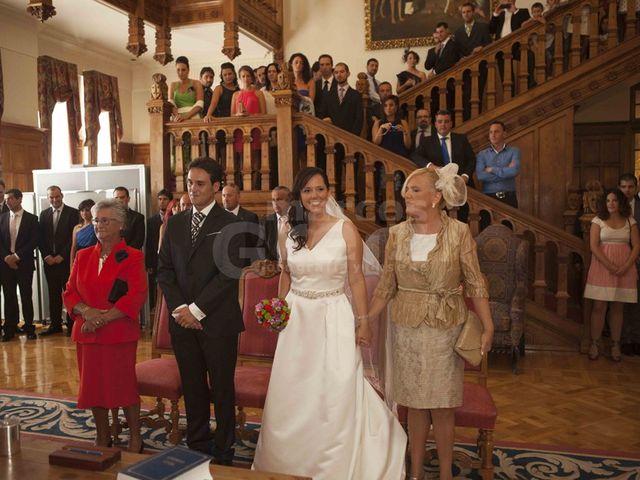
[115,250,129,263]
[254,297,290,333]
[435,163,468,209]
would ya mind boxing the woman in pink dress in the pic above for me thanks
[584,188,640,361]
[232,65,266,189]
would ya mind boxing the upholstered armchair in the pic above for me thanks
[474,224,529,373]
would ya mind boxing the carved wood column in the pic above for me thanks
[305,135,317,167]
[406,103,417,131]
[364,161,376,221]
[517,43,529,94]
[272,90,296,188]
[570,14,582,68]
[607,0,618,49]
[356,73,370,139]
[439,85,447,112]
[535,31,547,85]
[222,1,241,60]
[147,93,171,202]
[553,27,564,76]
[344,155,356,211]
[486,61,497,109]
[225,133,235,186]
[260,132,270,191]
[325,144,337,193]
[533,241,548,305]
[470,69,480,118]
[555,247,570,318]
[502,52,513,101]
[174,136,185,192]
[154,5,173,66]
[127,6,147,58]
[27,0,56,22]
[384,171,397,226]
[454,72,463,126]
[589,11,599,57]
[242,132,252,190]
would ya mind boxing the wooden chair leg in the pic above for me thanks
[478,428,495,480]
[168,400,182,445]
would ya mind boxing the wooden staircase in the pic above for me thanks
[147,0,638,352]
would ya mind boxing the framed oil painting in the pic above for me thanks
[365,0,492,49]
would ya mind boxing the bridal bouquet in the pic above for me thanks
[254,298,290,332]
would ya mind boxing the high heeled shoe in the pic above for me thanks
[588,340,599,360]
[611,341,622,362]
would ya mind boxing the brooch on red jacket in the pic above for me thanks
[115,250,129,263]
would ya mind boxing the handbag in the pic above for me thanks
[108,279,128,304]
[455,310,483,366]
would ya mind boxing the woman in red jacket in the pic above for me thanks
[63,199,147,452]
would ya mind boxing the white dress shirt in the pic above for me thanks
[228,205,241,216]
[367,73,381,103]
[9,208,24,257]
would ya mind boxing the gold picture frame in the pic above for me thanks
[365,0,493,50]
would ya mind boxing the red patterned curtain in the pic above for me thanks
[83,70,123,165]
[37,56,83,165]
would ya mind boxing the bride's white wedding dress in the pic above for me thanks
[252,219,407,479]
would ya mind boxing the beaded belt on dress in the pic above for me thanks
[290,287,344,299]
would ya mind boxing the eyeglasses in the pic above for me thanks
[92,217,118,226]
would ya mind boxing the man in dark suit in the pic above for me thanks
[158,157,245,465]
[319,62,363,136]
[38,186,79,336]
[0,179,8,329]
[425,22,462,115]
[0,189,39,341]
[489,0,531,39]
[199,67,215,119]
[414,109,476,221]
[619,173,640,356]
[146,188,172,308]
[314,54,336,115]
[113,186,145,250]
[455,3,492,119]
[425,22,462,75]
[0,179,8,214]
[409,108,434,167]
[222,183,259,265]
[259,186,291,262]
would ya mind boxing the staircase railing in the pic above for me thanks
[398,0,633,130]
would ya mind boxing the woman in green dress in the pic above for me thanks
[168,56,204,122]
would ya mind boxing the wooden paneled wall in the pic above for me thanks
[117,142,150,166]
[503,108,575,228]
[0,123,47,192]
[573,122,633,189]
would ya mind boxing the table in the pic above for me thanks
[0,436,311,480]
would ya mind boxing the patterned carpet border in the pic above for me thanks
[1,391,639,479]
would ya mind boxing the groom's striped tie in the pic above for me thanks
[191,210,205,244]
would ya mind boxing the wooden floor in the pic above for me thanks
[2,327,640,453]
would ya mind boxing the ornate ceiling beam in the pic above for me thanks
[126,1,147,57]
[221,0,240,60]
[26,0,57,22]
[168,0,223,27]
[237,0,282,50]
[154,4,174,66]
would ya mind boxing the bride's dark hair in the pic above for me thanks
[289,167,330,252]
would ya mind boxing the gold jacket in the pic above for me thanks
[374,212,488,329]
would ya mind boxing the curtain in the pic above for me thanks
[0,50,4,176]
[37,56,83,165]
[83,70,123,164]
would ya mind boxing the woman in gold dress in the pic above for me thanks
[369,164,494,480]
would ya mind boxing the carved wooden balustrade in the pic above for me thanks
[398,0,634,130]
[165,115,277,192]
[293,113,587,326]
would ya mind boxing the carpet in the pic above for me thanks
[1,391,639,479]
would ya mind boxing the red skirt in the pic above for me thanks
[76,342,139,409]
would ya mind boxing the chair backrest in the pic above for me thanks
[151,286,174,358]
[474,224,527,304]
[463,296,489,387]
[238,260,281,359]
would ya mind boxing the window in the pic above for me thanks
[50,102,71,169]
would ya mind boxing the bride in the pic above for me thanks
[252,167,407,479]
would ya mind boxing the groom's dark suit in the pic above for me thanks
[157,202,245,462]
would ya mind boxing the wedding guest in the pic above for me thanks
[63,199,147,451]
[231,65,266,189]
[262,62,281,114]
[584,188,640,362]
[204,62,239,120]
[113,187,145,250]
[199,67,215,119]
[369,165,494,480]
[254,65,267,89]
[366,57,381,105]
[259,186,291,261]
[158,198,178,252]
[168,56,204,122]
[397,50,427,94]
[372,95,411,158]
[179,193,192,211]
[314,54,336,115]
[70,199,97,263]
[290,53,316,111]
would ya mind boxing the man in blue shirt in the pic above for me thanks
[476,120,520,208]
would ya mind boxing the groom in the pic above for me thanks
[157,157,245,464]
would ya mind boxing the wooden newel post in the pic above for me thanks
[356,72,370,139]
[272,89,297,189]
[147,73,172,209]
